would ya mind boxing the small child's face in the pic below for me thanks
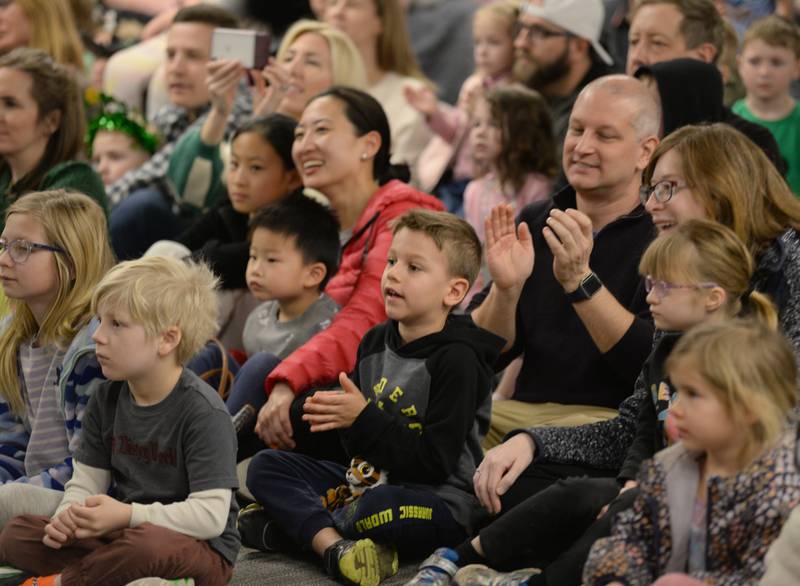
[246,227,317,302]
[738,39,800,103]
[91,131,150,186]
[382,228,461,329]
[92,304,163,383]
[228,132,300,216]
[668,358,738,457]
[470,98,502,167]
[473,12,514,78]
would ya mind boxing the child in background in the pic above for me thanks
[150,114,302,349]
[405,0,518,206]
[464,85,558,304]
[584,319,800,586]
[86,94,160,187]
[241,210,504,586]
[733,16,800,195]
[0,191,114,528]
[0,256,240,586]
[163,114,302,291]
[409,219,782,585]
[220,194,341,459]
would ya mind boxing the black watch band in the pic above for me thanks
[566,272,603,303]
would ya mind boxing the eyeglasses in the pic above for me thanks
[644,275,718,301]
[514,23,571,42]
[0,238,65,264]
[639,180,689,206]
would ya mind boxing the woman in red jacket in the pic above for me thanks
[248,86,442,460]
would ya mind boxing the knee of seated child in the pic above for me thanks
[119,523,183,560]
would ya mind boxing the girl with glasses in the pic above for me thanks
[0,190,114,531]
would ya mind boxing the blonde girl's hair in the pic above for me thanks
[15,0,84,71]
[666,318,797,466]
[0,190,115,414]
[642,123,800,257]
[373,0,429,82]
[639,219,778,329]
[278,20,368,90]
[91,256,219,367]
[475,0,520,42]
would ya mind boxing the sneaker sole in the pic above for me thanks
[338,539,398,586]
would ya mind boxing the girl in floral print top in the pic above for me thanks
[584,318,800,586]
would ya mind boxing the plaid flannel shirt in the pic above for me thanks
[106,90,252,207]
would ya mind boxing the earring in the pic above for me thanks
[360,153,368,161]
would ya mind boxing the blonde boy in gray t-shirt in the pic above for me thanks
[0,257,240,585]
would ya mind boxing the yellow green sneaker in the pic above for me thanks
[324,538,399,586]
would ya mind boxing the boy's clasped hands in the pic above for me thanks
[43,495,132,549]
[302,372,368,432]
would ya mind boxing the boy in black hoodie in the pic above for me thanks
[241,209,505,586]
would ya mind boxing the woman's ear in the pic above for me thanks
[360,130,382,160]
[39,109,62,138]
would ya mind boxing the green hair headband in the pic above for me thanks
[85,89,160,156]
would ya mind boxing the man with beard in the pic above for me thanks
[514,0,619,154]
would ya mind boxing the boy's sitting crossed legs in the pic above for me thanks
[0,257,240,586]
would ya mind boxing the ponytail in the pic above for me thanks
[743,290,779,331]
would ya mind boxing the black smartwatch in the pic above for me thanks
[566,272,603,303]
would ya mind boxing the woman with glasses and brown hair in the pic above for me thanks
[640,122,800,352]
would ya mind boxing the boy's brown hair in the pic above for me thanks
[391,210,482,287]
[742,15,800,59]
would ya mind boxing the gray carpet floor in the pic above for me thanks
[231,548,419,585]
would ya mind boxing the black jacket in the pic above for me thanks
[471,186,655,409]
[177,198,249,290]
[345,315,504,531]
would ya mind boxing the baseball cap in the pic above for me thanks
[522,0,614,66]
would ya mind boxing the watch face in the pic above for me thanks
[583,273,602,296]
[567,272,602,302]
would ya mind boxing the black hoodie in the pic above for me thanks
[635,58,786,175]
[344,314,505,533]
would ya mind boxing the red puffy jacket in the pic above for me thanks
[265,180,444,395]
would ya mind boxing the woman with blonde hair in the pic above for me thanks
[0,0,84,71]
[324,0,433,181]
[168,19,367,225]
[641,122,800,352]
[0,48,107,224]
[0,190,115,529]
